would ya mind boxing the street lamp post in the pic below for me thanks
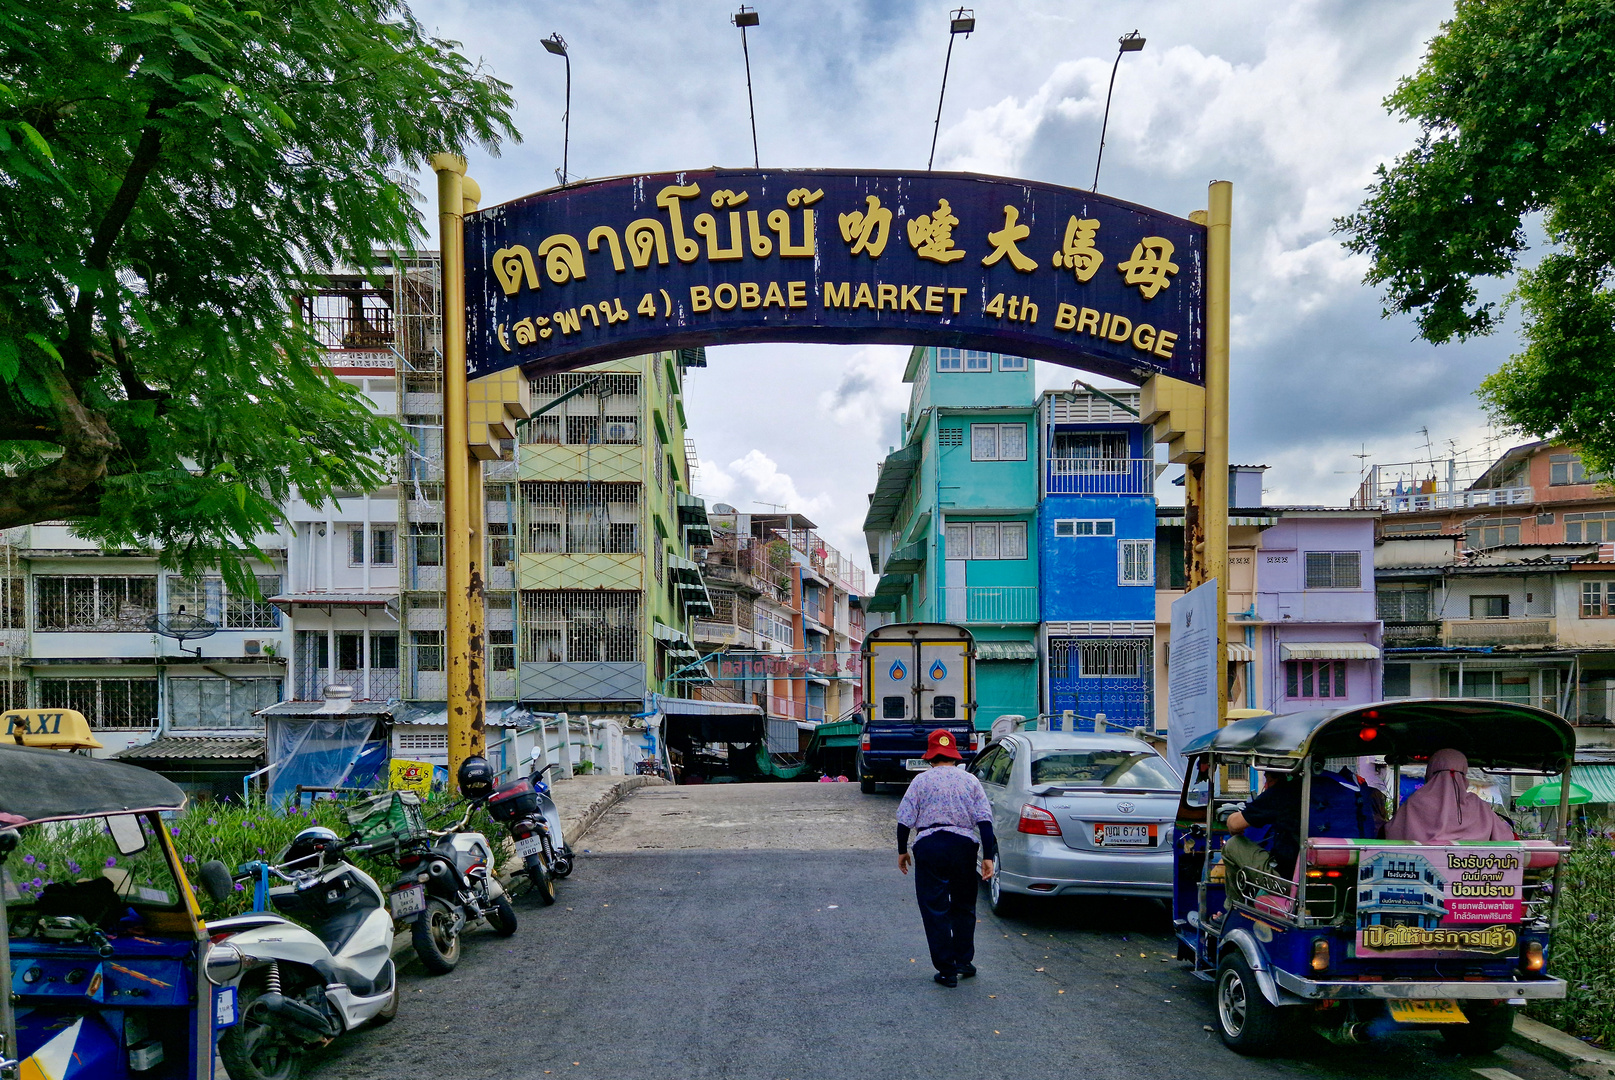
[928,8,975,171]
[1092,30,1145,192]
[732,7,761,169]
[542,33,571,185]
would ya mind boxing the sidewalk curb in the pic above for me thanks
[1512,1016,1615,1079]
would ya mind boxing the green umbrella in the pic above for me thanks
[1515,780,1593,808]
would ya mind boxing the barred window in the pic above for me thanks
[521,482,639,554]
[37,677,159,728]
[412,630,444,671]
[0,576,22,630]
[1377,583,1430,622]
[35,576,157,631]
[489,629,516,671]
[411,522,442,567]
[1119,539,1154,585]
[1303,551,1361,589]
[524,374,640,445]
[167,576,281,630]
[0,679,24,711]
[487,522,515,567]
[519,590,640,663]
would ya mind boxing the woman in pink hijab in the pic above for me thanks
[1386,748,1515,843]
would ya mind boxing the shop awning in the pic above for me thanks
[1227,644,1254,662]
[1279,642,1381,661]
[977,641,1037,661]
[1571,766,1615,804]
[861,443,922,532]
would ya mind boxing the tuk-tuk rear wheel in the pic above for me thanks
[219,977,306,1080]
[1440,1002,1515,1054]
[1216,952,1286,1055]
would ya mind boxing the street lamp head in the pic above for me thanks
[541,33,568,57]
[1118,30,1145,52]
[733,6,759,28]
[949,7,975,35]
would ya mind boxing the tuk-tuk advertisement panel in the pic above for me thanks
[1355,845,1525,958]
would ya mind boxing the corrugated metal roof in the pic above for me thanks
[112,736,265,762]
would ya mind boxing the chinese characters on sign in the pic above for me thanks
[465,169,1204,385]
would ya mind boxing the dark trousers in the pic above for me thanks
[912,832,979,975]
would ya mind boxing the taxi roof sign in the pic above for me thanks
[3,709,104,751]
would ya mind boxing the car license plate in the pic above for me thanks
[904,758,931,771]
[1386,999,1468,1024]
[389,884,425,919]
[514,835,544,859]
[1096,823,1154,846]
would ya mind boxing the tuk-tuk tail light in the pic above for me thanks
[1523,941,1545,972]
[1310,939,1330,972]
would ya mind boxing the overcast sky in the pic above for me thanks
[419,0,1525,570]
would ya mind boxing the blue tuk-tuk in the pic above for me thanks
[1174,699,1573,1055]
[1,743,240,1079]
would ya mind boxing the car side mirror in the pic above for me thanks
[198,860,234,905]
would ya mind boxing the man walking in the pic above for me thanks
[897,729,997,987]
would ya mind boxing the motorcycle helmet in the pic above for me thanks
[458,755,496,801]
[281,826,342,868]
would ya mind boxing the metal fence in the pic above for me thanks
[1045,457,1154,496]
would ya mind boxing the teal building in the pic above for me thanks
[862,347,1041,729]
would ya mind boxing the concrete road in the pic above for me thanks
[305,783,1576,1080]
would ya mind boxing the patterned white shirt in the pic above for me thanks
[897,765,992,846]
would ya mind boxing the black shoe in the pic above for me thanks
[957,963,977,978]
[933,972,958,988]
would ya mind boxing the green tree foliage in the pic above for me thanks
[1337,0,1615,476]
[0,0,517,589]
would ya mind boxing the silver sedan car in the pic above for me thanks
[968,731,1181,912]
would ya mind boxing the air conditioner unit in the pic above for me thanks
[604,420,636,443]
[243,640,261,655]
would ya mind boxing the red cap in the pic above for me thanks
[924,728,963,761]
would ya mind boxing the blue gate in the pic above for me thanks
[1047,638,1153,730]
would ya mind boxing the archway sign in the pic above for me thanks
[433,160,1228,787]
[463,168,1205,387]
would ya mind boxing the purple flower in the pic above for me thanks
[255,847,266,856]
[22,854,34,865]
[104,857,117,868]
[29,878,41,888]
[233,883,245,892]
[66,861,80,874]
[183,855,195,864]
[207,817,217,825]
[170,827,181,838]
[244,821,256,830]
[1588,912,1600,923]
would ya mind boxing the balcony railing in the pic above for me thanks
[1444,618,1555,646]
[1045,457,1154,496]
[943,586,1039,624]
[1361,486,1533,514]
[1383,622,1442,647]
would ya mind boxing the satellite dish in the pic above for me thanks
[147,606,218,658]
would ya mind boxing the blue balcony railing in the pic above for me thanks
[1045,457,1154,496]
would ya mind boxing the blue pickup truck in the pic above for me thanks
[856,622,979,792]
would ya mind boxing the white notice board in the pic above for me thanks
[1166,579,1220,763]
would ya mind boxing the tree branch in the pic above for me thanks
[0,365,119,529]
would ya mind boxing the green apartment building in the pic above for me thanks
[516,349,713,722]
[863,347,1041,729]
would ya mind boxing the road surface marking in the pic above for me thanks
[1472,1069,1524,1080]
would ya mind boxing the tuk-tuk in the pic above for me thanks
[1174,699,1573,1055]
[0,743,240,1079]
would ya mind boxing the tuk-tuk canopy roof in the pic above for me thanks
[0,743,187,826]
[1180,698,1575,772]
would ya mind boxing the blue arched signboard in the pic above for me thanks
[465,168,1204,385]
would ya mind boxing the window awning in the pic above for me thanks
[977,641,1037,661]
[865,592,903,613]
[269,592,399,616]
[861,443,922,532]
[871,572,911,598]
[1571,766,1615,804]
[1279,642,1381,661]
[881,541,927,575]
[1227,644,1254,662]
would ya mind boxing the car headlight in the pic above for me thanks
[204,941,244,986]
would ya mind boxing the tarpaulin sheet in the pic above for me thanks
[266,715,378,808]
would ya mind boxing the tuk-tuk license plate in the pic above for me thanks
[389,884,425,919]
[1096,824,1154,846]
[1386,999,1467,1025]
[904,759,931,771]
[514,835,544,859]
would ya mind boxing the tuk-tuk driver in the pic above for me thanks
[1221,761,1380,891]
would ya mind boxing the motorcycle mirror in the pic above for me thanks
[198,859,235,905]
[529,747,542,763]
[0,827,19,860]
[106,814,147,856]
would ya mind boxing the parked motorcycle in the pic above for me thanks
[199,827,399,1080]
[487,749,575,905]
[388,756,517,974]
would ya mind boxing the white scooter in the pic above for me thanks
[199,828,399,1080]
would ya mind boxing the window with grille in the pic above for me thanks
[1376,583,1430,622]
[654,544,664,584]
[654,447,664,489]
[487,522,515,566]
[411,522,442,567]
[489,629,516,671]
[168,677,282,729]
[167,576,281,630]
[971,423,1027,461]
[519,590,641,663]
[0,576,23,630]
[1286,660,1346,699]
[1464,518,1520,550]
[412,630,444,671]
[1303,551,1361,589]
[0,679,23,711]
[1566,512,1615,543]
[754,608,794,646]
[372,632,399,669]
[35,576,157,631]
[1119,539,1155,585]
[348,526,395,565]
[397,730,447,754]
[37,677,159,728]
[524,374,641,445]
[1050,431,1129,462]
[522,482,639,554]
[1049,639,1150,678]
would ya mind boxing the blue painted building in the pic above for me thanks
[1036,389,1157,728]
